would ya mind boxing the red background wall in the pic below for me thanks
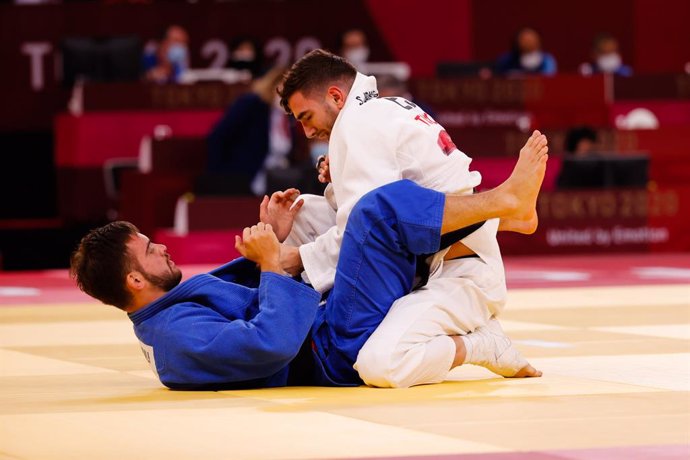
[0,0,688,131]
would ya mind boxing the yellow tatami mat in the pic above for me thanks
[1,283,688,459]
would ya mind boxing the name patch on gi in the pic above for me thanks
[356,90,379,105]
[139,341,160,379]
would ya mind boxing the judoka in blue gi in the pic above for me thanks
[71,158,546,389]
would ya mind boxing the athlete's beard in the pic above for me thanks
[319,100,340,138]
[137,261,183,292]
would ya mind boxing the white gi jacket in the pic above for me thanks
[298,73,504,294]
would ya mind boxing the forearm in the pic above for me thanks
[259,261,284,274]
[279,244,304,276]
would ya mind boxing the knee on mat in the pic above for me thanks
[355,342,413,389]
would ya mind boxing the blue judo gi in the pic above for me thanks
[129,180,446,389]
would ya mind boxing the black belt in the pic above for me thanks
[446,253,481,262]
[413,220,485,290]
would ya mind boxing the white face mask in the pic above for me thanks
[344,47,370,64]
[597,53,622,73]
[520,51,543,70]
[167,44,188,66]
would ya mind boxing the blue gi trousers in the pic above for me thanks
[311,179,446,385]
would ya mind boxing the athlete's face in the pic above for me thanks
[288,89,342,140]
[127,233,182,292]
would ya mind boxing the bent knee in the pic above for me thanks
[356,342,401,388]
[357,334,456,389]
[355,341,423,389]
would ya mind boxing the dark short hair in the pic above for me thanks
[70,221,139,310]
[565,126,597,154]
[592,33,616,51]
[277,49,357,115]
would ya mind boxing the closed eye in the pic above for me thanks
[296,110,311,122]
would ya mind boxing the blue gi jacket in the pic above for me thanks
[128,258,321,390]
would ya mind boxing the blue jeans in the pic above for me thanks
[311,180,446,385]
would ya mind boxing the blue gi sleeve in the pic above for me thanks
[158,273,321,389]
[209,257,261,287]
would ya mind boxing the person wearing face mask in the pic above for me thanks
[143,25,190,84]
[227,36,263,78]
[579,33,633,77]
[339,29,370,67]
[495,27,557,76]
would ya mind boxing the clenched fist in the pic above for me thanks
[235,222,282,273]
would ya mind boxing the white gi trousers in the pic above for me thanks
[287,194,507,388]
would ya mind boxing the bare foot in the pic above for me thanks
[495,130,549,221]
[499,209,539,235]
[511,364,543,378]
[463,318,543,379]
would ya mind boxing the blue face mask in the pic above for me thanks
[310,141,329,165]
[167,44,188,65]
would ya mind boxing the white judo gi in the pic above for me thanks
[286,73,507,388]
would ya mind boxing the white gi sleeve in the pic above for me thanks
[299,112,402,293]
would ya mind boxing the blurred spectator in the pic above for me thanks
[339,29,369,65]
[579,33,633,77]
[557,125,598,189]
[228,36,263,78]
[206,67,298,196]
[564,126,598,157]
[558,126,648,189]
[143,25,190,83]
[495,27,557,76]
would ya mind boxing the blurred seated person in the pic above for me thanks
[557,126,606,189]
[207,67,302,196]
[339,28,370,66]
[564,126,598,157]
[579,33,633,77]
[143,25,190,83]
[557,128,648,190]
[495,27,557,76]
[227,36,263,78]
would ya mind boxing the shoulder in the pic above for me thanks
[347,96,414,122]
[336,98,409,144]
[618,65,633,76]
[542,53,558,73]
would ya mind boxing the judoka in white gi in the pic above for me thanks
[270,49,545,387]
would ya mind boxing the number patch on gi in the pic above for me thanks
[437,130,457,155]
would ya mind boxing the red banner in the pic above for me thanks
[499,187,690,254]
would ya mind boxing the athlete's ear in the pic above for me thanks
[327,86,346,108]
[126,271,146,292]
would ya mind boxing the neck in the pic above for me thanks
[125,288,165,314]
